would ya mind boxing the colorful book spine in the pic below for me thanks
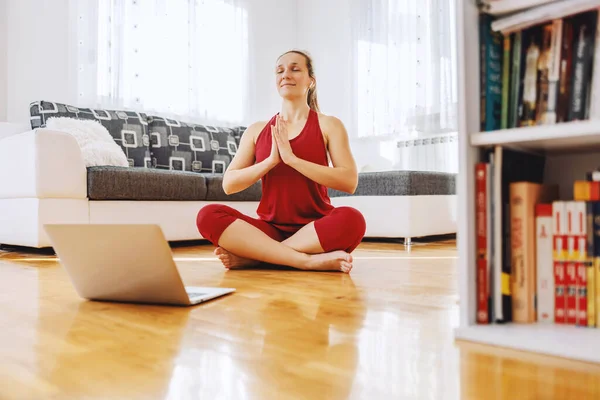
[577,176,600,327]
[476,163,490,323]
[568,11,597,121]
[535,23,553,124]
[510,182,558,322]
[557,16,574,122]
[586,202,596,327]
[480,13,503,131]
[588,9,600,119]
[572,201,588,326]
[544,19,563,124]
[574,180,600,201]
[509,31,522,128]
[553,201,567,324]
[592,201,600,327]
[501,35,511,129]
[536,203,554,322]
[565,202,578,324]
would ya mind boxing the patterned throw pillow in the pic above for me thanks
[148,116,238,174]
[30,100,152,168]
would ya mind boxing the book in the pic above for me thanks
[510,31,523,127]
[594,202,600,326]
[565,202,579,324]
[584,202,597,327]
[510,182,559,322]
[536,203,555,322]
[588,9,600,119]
[553,201,567,323]
[480,6,600,129]
[520,26,544,126]
[502,35,512,129]
[490,146,546,323]
[571,201,588,325]
[480,14,504,131]
[557,16,575,122]
[476,162,492,323]
[568,11,598,121]
[541,19,563,124]
[586,171,600,327]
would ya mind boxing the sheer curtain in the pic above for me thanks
[351,0,458,139]
[75,0,249,126]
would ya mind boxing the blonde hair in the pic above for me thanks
[278,49,320,113]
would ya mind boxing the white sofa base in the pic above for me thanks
[0,198,89,248]
[0,195,456,248]
[332,195,457,238]
[89,200,261,242]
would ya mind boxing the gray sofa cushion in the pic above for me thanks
[328,171,456,197]
[88,166,208,200]
[204,174,262,201]
[87,168,455,201]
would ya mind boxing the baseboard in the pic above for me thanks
[361,233,457,244]
[0,243,57,256]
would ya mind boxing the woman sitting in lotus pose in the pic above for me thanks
[196,49,366,273]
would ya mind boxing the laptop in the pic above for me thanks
[44,224,235,306]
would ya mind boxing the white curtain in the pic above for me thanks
[72,0,458,147]
[75,0,249,127]
[351,0,458,139]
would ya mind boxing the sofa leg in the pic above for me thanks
[404,237,412,247]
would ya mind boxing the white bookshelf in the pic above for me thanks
[453,0,600,363]
[455,324,600,364]
[471,120,600,152]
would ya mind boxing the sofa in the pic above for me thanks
[0,100,457,249]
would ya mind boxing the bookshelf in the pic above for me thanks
[454,0,600,364]
[471,120,600,152]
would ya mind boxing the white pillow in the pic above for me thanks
[46,117,129,168]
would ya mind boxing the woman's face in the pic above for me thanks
[275,52,313,99]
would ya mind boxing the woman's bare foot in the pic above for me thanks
[214,247,259,269]
[304,251,353,273]
[214,247,352,273]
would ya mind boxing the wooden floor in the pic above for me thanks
[1,239,600,399]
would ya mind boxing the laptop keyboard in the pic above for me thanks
[187,291,208,298]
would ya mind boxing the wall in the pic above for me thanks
[296,0,355,134]
[0,0,7,121]
[245,0,298,123]
[296,0,385,171]
[5,0,77,123]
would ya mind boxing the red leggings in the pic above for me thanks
[196,204,366,253]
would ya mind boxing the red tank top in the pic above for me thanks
[255,109,334,232]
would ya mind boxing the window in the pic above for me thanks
[82,0,248,125]
[355,0,458,139]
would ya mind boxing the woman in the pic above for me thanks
[196,49,366,273]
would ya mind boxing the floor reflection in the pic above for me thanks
[35,267,192,399]
[163,272,366,399]
[1,242,467,399]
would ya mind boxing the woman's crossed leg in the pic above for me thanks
[196,204,366,273]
